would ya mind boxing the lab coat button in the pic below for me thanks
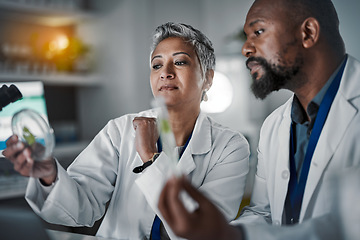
[282,170,289,179]
[274,220,280,225]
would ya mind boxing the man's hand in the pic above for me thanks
[133,117,159,163]
[158,176,244,240]
[2,135,57,185]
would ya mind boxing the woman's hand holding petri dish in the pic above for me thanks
[2,109,57,183]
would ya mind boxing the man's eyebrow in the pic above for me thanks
[243,19,265,37]
[249,19,265,27]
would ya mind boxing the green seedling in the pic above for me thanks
[22,126,36,146]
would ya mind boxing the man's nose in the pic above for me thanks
[242,40,255,58]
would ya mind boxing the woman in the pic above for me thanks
[3,22,249,240]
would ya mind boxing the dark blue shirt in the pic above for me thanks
[290,57,346,179]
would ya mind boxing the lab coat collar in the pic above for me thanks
[187,111,212,155]
[177,111,211,175]
[341,55,360,100]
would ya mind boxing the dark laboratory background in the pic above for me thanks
[0,0,359,236]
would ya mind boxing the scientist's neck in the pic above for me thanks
[168,107,199,146]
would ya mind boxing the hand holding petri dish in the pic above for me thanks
[11,109,55,161]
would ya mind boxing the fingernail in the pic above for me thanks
[16,142,23,149]
[23,148,30,158]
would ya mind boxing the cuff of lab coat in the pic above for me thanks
[135,152,172,210]
[25,160,61,213]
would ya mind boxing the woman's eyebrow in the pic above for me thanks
[151,52,191,62]
[151,55,162,62]
[173,52,191,57]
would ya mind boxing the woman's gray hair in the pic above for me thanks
[150,22,215,77]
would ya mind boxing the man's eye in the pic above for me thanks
[152,64,161,70]
[255,29,264,36]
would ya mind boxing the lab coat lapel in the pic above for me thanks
[273,102,292,221]
[177,112,211,175]
[177,149,196,175]
[300,58,358,221]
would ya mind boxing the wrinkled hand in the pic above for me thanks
[2,135,57,185]
[133,117,159,163]
[158,176,244,240]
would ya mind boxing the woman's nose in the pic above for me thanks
[242,40,255,58]
[160,65,175,79]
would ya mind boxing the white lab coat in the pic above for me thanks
[232,55,360,240]
[25,109,250,240]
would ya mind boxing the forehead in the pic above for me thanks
[245,0,289,28]
[152,37,196,57]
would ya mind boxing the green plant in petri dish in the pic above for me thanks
[22,126,36,146]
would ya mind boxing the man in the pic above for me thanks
[157,0,360,239]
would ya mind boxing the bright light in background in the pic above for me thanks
[49,35,69,52]
[201,71,233,113]
[46,35,70,59]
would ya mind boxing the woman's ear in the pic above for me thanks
[204,69,214,90]
[301,17,320,49]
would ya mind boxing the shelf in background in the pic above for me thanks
[0,72,102,87]
[0,176,28,200]
[53,140,89,159]
[0,1,95,26]
[53,141,90,169]
[0,157,29,200]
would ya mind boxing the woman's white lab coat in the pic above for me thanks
[25,109,250,240]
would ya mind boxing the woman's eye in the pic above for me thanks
[152,64,161,70]
[255,29,264,36]
[175,60,187,66]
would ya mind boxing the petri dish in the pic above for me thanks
[11,109,55,161]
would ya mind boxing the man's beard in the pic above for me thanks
[246,56,303,99]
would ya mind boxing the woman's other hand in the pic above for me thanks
[2,135,57,185]
[133,117,159,163]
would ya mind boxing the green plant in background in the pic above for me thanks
[42,35,92,73]
[52,36,92,72]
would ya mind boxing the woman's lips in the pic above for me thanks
[159,85,179,91]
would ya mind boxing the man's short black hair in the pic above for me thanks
[285,0,343,48]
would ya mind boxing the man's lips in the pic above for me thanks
[247,61,261,75]
[159,85,179,91]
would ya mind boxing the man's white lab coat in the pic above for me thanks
[233,55,360,240]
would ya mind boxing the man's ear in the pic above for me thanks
[301,17,320,49]
[204,69,214,90]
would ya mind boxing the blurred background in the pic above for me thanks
[0,0,359,235]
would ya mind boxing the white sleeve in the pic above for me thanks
[25,160,60,212]
[237,214,341,240]
[233,139,272,225]
[25,122,118,227]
